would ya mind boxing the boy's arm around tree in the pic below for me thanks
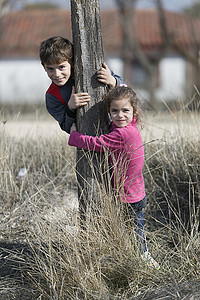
[46,63,126,134]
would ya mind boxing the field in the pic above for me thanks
[0,105,200,299]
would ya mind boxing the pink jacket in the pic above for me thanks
[68,118,145,203]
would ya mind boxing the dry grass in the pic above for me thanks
[0,100,200,299]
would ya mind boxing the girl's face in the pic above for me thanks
[109,98,134,128]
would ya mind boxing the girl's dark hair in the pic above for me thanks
[39,36,73,66]
[103,86,141,123]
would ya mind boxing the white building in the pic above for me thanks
[0,9,199,104]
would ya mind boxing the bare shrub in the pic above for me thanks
[0,107,200,299]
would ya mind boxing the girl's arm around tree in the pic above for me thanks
[68,125,123,152]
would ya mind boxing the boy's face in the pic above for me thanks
[44,60,71,86]
[109,98,133,128]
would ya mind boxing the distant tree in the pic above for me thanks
[23,2,59,10]
[173,16,200,97]
[0,0,23,16]
[115,0,171,108]
[183,1,200,18]
[115,0,200,106]
[0,0,24,58]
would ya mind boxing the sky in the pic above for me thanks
[16,0,199,12]
[134,0,198,12]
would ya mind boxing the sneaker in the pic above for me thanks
[141,251,160,270]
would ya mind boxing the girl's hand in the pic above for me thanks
[70,123,77,133]
[68,86,90,110]
[97,63,116,89]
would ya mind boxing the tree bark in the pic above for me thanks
[70,0,109,225]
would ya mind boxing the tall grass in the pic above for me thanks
[0,105,200,299]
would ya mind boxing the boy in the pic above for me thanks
[39,36,127,133]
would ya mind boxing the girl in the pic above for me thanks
[68,86,159,269]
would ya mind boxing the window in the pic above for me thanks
[132,61,148,88]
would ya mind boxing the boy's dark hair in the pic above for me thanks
[103,86,141,123]
[39,36,73,66]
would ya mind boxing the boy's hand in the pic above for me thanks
[68,86,90,110]
[70,123,77,133]
[97,63,116,89]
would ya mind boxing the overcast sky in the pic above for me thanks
[17,0,199,12]
[134,0,198,12]
[101,0,198,12]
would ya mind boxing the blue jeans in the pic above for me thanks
[124,197,147,254]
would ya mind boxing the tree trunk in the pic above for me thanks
[147,65,158,110]
[116,0,173,110]
[70,0,109,225]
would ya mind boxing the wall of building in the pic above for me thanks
[0,59,50,104]
[156,56,186,101]
[107,55,187,102]
[0,55,186,104]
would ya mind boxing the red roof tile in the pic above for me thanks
[1,9,200,58]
